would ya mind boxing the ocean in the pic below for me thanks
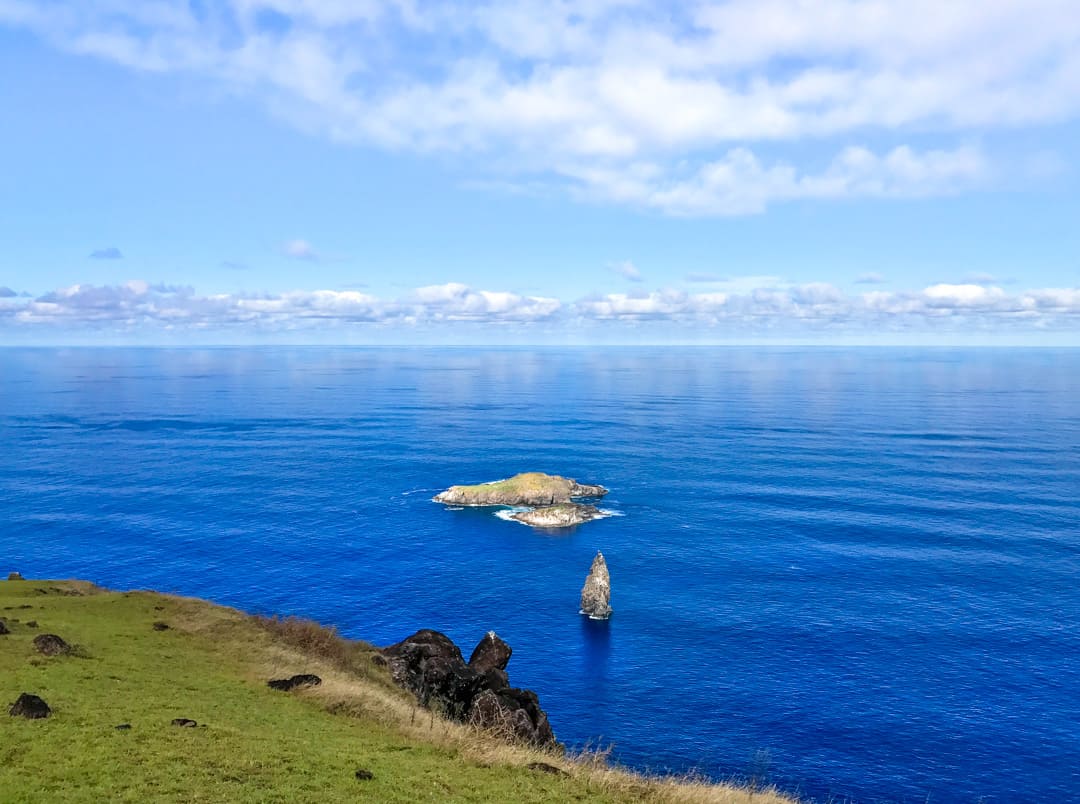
[1,347,1077,803]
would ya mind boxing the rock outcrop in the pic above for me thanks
[511,503,602,528]
[267,674,322,692]
[580,551,613,620]
[468,631,512,674]
[381,629,556,748]
[434,472,606,507]
[10,693,51,719]
[33,634,71,656]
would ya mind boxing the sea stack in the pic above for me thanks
[580,551,612,619]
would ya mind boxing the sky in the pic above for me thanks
[1,0,1079,345]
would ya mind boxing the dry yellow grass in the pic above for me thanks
[178,595,795,803]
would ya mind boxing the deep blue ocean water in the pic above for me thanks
[2,347,1078,803]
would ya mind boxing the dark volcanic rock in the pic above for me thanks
[33,634,71,656]
[480,667,510,691]
[26,621,38,628]
[580,551,613,620]
[0,621,9,636]
[7,572,24,581]
[468,631,512,674]
[354,768,374,781]
[152,621,170,631]
[115,724,132,730]
[469,687,555,746]
[267,674,322,692]
[382,629,556,747]
[527,761,569,776]
[10,693,51,719]
[381,629,482,719]
[171,718,197,727]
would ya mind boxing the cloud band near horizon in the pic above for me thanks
[3,280,1079,339]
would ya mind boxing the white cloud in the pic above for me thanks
[5,279,1079,336]
[922,283,1006,307]
[1,0,1074,213]
[2,281,560,329]
[572,281,1080,329]
[409,282,561,321]
[562,144,987,215]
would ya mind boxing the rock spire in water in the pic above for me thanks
[580,551,612,619]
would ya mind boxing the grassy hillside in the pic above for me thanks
[0,578,794,803]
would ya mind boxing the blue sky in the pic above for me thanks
[1,0,1079,344]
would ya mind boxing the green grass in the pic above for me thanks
[0,579,794,804]
[453,471,561,490]
[448,472,570,496]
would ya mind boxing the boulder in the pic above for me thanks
[511,503,602,528]
[171,718,197,727]
[33,634,71,656]
[354,768,374,781]
[580,551,613,620]
[469,687,555,746]
[434,472,607,507]
[383,630,486,720]
[0,621,8,636]
[468,631,512,674]
[267,674,322,692]
[381,629,557,747]
[10,693,50,719]
[7,572,24,581]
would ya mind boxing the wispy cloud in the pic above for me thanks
[283,239,321,261]
[684,273,726,284]
[89,247,123,260]
[562,144,987,215]
[4,279,1079,337]
[0,286,16,298]
[855,272,887,285]
[221,260,251,271]
[609,260,643,282]
[960,272,1008,286]
[2,1,1074,214]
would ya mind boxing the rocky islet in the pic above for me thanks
[433,472,607,508]
[434,472,610,529]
